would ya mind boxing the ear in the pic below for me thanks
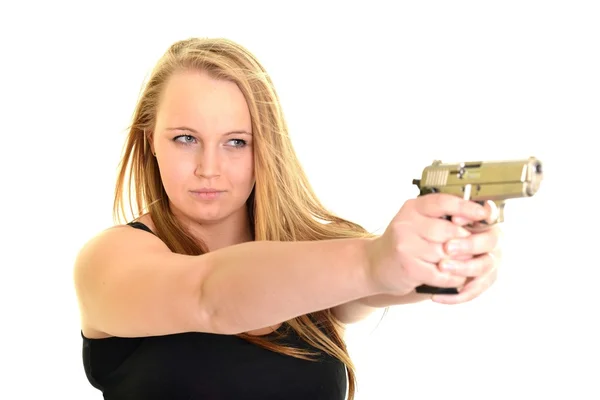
[144,129,156,156]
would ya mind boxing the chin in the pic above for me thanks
[194,204,245,224]
[190,207,228,224]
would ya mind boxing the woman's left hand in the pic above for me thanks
[355,201,503,309]
[430,203,503,304]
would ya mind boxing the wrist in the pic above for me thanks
[362,237,385,294]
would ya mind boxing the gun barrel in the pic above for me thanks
[417,157,543,201]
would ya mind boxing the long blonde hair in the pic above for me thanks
[113,37,377,399]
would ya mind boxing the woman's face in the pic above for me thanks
[151,70,255,225]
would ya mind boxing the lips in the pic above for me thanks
[190,189,225,200]
[192,189,223,194]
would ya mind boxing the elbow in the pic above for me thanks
[195,275,234,335]
[196,298,236,336]
[192,253,244,336]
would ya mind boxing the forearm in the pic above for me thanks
[359,291,430,307]
[333,291,431,324]
[200,238,379,334]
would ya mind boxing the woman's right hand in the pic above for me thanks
[366,193,490,296]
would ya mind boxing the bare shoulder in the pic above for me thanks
[74,222,160,334]
[76,220,164,265]
[74,217,206,339]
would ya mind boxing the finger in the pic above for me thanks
[403,234,448,263]
[438,253,495,277]
[451,216,472,226]
[416,193,489,221]
[451,216,494,234]
[412,214,472,243]
[444,226,501,257]
[407,258,468,289]
[483,200,501,225]
[471,201,501,223]
[452,201,501,228]
[392,219,464,260]
[431,266,498,304]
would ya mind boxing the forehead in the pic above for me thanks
[156,70,251,132]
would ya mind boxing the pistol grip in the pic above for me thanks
[416,285,459,295]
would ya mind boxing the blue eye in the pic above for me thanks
[228,139,247,148]
[172,135,247,148]
[173,135,196,144]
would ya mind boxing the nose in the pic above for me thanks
[194,146,221,179]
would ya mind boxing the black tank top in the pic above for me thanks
[81,222,348,399]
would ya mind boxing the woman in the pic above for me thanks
[73,37,501,399]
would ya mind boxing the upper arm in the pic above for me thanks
[73,225,214,338]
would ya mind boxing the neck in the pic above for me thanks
[178,206,253,252]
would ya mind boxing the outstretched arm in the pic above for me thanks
[75,225,382,338]
[331,292,429,324]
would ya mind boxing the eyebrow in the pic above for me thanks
[165,126,252,135]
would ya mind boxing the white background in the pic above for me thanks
[1,1,598,399]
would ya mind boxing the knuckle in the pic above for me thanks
[420,242,446,264]
[394,235,412,257]
[408,197,420,208]
[403,198,418,213]
[427,221,456,243]
[422,193,444,213]
[391,219,412,234]
[433,193,446,207]
[463,201,479,218]
[426,226,445,243]
[441,222,456,241]
[420,248,437,264]
[449,224,467,240]
[435,244,447,261]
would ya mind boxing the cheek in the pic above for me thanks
[227,155,254,189]
[159,154,195,189]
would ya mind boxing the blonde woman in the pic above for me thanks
[73,37,501,400]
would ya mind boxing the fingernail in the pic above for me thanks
[457,227,470,238]
[446,240,463,255]
[441,260,456,271]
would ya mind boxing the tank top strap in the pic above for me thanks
[127,221,155,235]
